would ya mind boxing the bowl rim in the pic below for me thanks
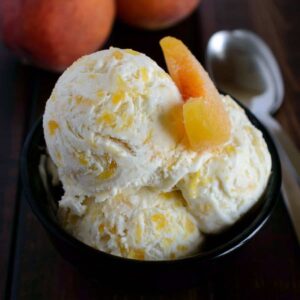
[20,98,282,265]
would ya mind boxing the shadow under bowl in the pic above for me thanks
[20,99,281,290]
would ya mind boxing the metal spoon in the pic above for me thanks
[206,29,300,243]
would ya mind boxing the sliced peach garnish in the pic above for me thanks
[183,97,231,151]
[159,36,220,101]
[160,36,231,151]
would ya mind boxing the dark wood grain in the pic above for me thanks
[1,0,300,299]
[0,44,38,300]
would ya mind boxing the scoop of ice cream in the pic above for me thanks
[59,189,202,260]
[177,95,272,233]
[43,48,200,214]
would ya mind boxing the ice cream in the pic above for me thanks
[43,47,200,215]
[59,189,202,260]
[178,96,272,233]
[43,41,272,261]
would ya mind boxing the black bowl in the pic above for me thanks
[20,101,281,290]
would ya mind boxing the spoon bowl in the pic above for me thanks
[206,30,284,115]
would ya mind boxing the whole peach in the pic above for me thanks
[116,0,200,30]
[0,0,115,71]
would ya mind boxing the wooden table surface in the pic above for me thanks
[1,0,300,299]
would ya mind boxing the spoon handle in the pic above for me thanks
[281,159,300,244]
[261,115,300,182]
[259,114,300,244]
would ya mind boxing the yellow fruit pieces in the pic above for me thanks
[183,97,231,151]
[160,36,220,101]
[160,36,231,151]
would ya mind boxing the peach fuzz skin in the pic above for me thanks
[116,0,201,30]
[0,0,115,72]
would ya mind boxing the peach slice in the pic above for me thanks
[159,36,231,151]
[160,36,220,101]
[183,97,231,151]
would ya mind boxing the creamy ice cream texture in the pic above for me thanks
[59,189,202,260]
[43,44,271,260]
[44,48,200,214]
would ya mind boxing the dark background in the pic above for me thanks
[1,0,300,299]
